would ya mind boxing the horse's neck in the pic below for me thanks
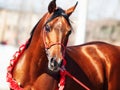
[26,19,48,72]
[13,13,48,81]
[27,13,49,61]
[28,13,50,49]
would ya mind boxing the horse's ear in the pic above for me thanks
[48,0,56,13]
[66,1,78,17]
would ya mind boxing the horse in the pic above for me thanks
[6,0,78,90]
[6,0,120,90]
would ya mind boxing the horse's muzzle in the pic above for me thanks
[48,56,63,72]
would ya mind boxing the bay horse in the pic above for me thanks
[7,0,120,90]
[7,0,78,90]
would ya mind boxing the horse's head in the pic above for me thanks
[43,0,78,72]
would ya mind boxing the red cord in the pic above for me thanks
[65,70,90,90]
[58,58,90,90]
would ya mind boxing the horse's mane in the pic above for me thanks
[25,19,41,49]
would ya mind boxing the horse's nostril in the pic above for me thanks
[50,58,57,67]
[48,57,63,71]
[51,58,54,63]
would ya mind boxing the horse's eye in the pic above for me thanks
[67,30,72,36]
[45,25,50,32]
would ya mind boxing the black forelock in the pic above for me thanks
[46,7,71,26]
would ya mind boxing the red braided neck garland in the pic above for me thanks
[6,41,28,90]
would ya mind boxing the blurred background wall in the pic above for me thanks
[86,0,120,45]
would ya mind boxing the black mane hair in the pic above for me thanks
[25,19,41,49]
